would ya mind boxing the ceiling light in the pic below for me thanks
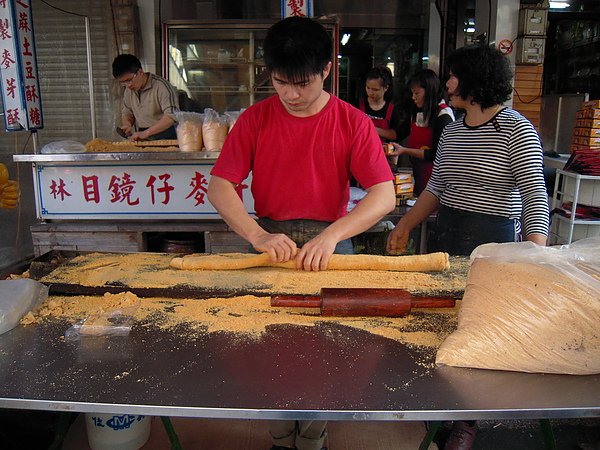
[341,33,351,46]
[549,1,569,8]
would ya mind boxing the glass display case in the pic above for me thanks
[163,21,338,113]
[544,15,600,99]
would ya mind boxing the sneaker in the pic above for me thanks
[444,420,478,450]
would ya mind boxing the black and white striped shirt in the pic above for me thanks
[426,108,549,236]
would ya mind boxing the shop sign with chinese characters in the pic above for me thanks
[34,163,254,220]
[281,0,312,18]
[0,0,43,131]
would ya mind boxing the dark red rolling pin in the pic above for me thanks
[270,287,456,317]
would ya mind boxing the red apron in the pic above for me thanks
[359,100,394,143]
[408,120,433,196]
[408,103,449,195]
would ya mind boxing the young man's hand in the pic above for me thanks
[251,232,298,263]
[295,234,338,272]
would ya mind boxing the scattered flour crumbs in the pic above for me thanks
[21,291,459,353]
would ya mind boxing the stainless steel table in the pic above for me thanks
[1,314,599,421]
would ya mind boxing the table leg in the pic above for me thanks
[419,421,442,450]
[48,411,77,450]
[539,419,556,450]
[161,416,183,450]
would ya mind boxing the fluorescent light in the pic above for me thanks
[341,33,351,46]
[466,27,475,33]
[549,1,569,8]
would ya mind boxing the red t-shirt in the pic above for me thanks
[211,95,392,222]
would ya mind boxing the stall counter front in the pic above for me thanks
[14,151,254,255]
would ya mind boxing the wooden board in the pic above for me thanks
[34,251,470,299]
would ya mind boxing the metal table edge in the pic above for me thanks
[1,399,598,421]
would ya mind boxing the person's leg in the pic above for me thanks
[444,420,478,450]
[269,420,297,449]
[295,420,327,450]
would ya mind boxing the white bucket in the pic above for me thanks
[85,413,152,450]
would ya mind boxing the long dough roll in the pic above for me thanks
[170,252,450,272]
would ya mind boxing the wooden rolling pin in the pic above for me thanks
[271,287,456,317]
[170,252,450,272]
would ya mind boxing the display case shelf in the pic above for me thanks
[549,169,600,244]
[163,20,338,113]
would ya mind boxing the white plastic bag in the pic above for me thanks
[347,186,367,212]
[223,109,244,133]
[64,298,140,341]
[436,237,600,375]
[0,279,49,335]
[41,140,86,154]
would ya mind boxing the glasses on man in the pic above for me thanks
[118,70,140,86]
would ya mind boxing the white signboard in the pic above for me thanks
[281,0,313,18]
[0,0,42,131]
[0,0,24,130]
[14,0,42,129]
[35,163,254,220]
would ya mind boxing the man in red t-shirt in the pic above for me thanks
[208,16,394,450]
[209,17,394,273]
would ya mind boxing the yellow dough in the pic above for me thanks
[170,252,450,272]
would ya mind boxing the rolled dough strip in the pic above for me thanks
[170,252,449,272]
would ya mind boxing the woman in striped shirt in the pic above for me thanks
[387,44,549,257]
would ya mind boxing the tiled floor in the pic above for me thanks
[61,415,600,450]
[63,416,438,450]
[2,409,598,449]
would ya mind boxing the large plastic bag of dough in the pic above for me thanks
[202,108,229,151]
[0,279,49,335]
[175,111,203,152]
[435,237,600,375]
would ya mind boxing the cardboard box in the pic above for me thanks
[573,127,600,137]
[572,136,600,147]
[394,172,413,184]
[582,100,600,109]
[395,183,414,195]
[582,118,600,128]
[583,108,600,119]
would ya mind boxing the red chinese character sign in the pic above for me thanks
[34,163,254,220]
[0,0,42,131]
[282,0,312,18]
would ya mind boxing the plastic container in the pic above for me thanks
[85,413,151,450]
